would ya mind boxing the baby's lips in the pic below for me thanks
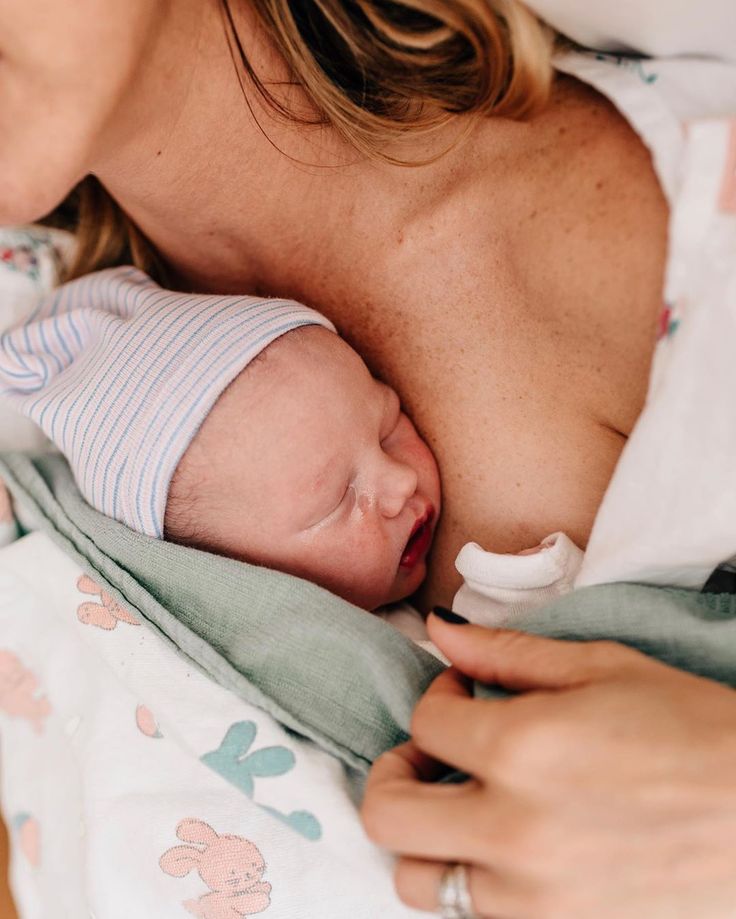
[400,506,435,569]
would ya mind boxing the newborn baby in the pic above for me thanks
[164,324,441,610]
[0,266,580,620]
[0,266,440,611]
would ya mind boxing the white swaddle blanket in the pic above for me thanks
[0,229,427,918]
[0,530,428,919]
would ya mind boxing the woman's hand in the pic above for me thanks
[362,615,736,918]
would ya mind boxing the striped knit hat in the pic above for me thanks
[0,266,336,538]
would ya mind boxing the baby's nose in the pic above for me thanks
[379,458,418,518]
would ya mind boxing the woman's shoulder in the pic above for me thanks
[555,49,736,204]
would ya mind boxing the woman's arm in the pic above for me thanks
[362,615,736,918]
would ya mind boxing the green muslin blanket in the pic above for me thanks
[2,451,736,774]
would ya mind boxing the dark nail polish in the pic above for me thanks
[432,606,469,625]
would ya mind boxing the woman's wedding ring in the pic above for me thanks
[437,862,480,919]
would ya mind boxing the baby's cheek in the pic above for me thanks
[297,523,396,608]
[339,542,397,608]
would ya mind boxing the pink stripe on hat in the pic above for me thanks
[0,266,336,537]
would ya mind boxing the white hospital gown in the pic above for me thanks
[558,54,736,590]
[527,0,736,61]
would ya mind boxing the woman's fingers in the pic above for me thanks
[394,856,526,919]
[363,745,486,862]
[366,632,736,918]
[368,735,456,784]
[426,613,644,690]
[396,660,593,779]
[408,672,516,775]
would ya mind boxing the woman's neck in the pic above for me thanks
[88,0,379,293]
[87,0,532,300]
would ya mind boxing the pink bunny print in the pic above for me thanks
[76,575,139,629]
[0,649,51,733]
[160,819,271,918]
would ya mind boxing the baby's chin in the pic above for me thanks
[323,566,425,612]
[367,560,428,612]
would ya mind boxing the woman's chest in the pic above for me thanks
[309,154,667,607]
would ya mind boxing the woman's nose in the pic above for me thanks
[377,456,418,518]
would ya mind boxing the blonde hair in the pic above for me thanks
[55,176,170,285]
[56,0,554,281]
[238,0,554,157]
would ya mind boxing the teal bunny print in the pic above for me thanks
[202,722,322,841]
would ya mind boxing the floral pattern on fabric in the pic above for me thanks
[202,722,322,841]
[594,52,658,84]
[657,302,681,340]
[159,819,271,918]
[0,230,64,283]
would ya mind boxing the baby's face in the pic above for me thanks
[169,327,441,609]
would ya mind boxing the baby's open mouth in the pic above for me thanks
[400,508,435,570]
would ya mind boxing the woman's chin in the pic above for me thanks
[0,157,84,227]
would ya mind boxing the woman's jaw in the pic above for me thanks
[0,0,199,225]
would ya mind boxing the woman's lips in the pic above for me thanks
[400,508,435,570]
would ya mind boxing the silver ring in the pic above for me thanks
[437,862,480,919]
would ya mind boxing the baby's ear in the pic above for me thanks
[176,818,219,847]
[159,845,201,877]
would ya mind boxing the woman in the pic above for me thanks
[1,1,735,916]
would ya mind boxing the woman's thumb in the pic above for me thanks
[427,608,622,691]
